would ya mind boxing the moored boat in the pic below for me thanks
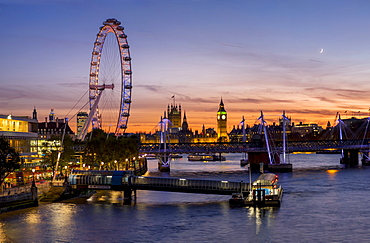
[240,159,249,166]
[171,154,183,159]
[188,154,226,161]
[229,173,283,207]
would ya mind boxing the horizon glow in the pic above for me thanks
[1,1,370,134]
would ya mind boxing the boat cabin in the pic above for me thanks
[252,173,278,187]
[252,173,279,196]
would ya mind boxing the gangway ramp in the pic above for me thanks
[68,170,251,195]
[130,176,250,195]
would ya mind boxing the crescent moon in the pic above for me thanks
[320,48,324,54]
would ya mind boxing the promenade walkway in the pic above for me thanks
[0,180,63,204]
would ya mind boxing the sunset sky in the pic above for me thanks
[1,0,370,134]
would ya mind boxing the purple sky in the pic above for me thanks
[1,0,370,133]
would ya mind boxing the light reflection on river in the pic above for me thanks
[2,153,370,242]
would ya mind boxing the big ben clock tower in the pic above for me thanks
[217,98,228,142]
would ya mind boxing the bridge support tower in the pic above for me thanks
[248,152,280,172]
[123,189,136,205]
[362,151,370,166]
[158,154,170,172]
[340,149,359,167]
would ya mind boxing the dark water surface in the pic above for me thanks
[1,153,370,242]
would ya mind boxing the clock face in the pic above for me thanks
[217,115,220,119]
[221,115,226,120]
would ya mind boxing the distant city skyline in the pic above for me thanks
[2,0,370,133]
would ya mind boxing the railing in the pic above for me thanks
[131,176,250,192]
[0,183,51,203]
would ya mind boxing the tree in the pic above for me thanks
[40,134,76,177]
[82,129,140,170]
[0,137,21,187]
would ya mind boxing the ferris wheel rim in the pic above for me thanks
[88,18,132,136]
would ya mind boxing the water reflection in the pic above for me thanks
[48,204,78,229]
[1,154,365,242]
[0,222,10,243]
[87,191,125,204]
[247,207,279,235]
[24,210,41,224]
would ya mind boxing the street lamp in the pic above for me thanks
[63,165,68,184]
[31,169,35,187]
[114,160,117,170]
[100,162,104,170]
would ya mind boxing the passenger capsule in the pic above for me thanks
[121,112,130,117]
[106,18,117,23]
[124,99,131,103]
[119,34,127,38]
[114,21,121,25]
[124,56,131,61]
[120,124,127,129]
[124,70,132,75]
[116,26,124,31]
[124,84,132,89]
[121,44,129,49]
[92,51,99,55]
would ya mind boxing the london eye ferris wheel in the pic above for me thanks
[78,18,132,140]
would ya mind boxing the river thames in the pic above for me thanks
[1,153,370,242]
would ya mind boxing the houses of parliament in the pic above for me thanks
[140,98,230,143]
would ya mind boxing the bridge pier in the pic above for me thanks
[362,151,370,165]
[123,189,134,205]
[158,154,170,172]
[248,152,280,172]
[340,149,359,167]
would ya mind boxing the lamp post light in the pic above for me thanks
[31,168,38,206]
[31,169,35,187]
[83,164,86,170]
[64,166,68,184]
[100,162,104,170]
[114,160,117,170]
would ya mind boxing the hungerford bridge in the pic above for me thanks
[137,112,370,171]
[139,138,370,171]
[139,139,370,154]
